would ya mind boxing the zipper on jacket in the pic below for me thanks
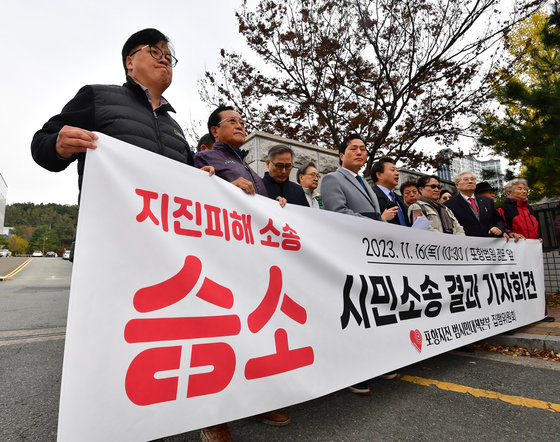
[231,148,259,191]
[152,110,164,154]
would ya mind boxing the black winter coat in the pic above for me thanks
[262,172,309,207]
[445,194,505,237]
[31,76,193,191]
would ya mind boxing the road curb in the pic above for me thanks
[0,258,33,281]
[483,332,560,353]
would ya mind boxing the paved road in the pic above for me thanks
[160,351,560,442]
[0,258,71,330]
[0,258,70,442]
[0,257,30,277]
[1,259,559,441]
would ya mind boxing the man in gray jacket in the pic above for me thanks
[321,133,399,395]
[321,134,383,221]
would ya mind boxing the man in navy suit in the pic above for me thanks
[444,171,506,238]
[371,157,409,226]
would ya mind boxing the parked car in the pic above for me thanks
[62,250,71,260]
[0,249,11,257]
[32,251,43,257]
[45,251,57,257]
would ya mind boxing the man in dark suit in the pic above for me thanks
[371,157,409,226]
[321,134,383,221]
[444,171,506,238]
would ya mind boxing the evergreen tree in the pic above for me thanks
[478,5,560,197]
[5,203,77,250]
[29,225,59,254]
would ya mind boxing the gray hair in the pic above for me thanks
[504,178,528,195]
[297,162,316,183]
[454,171,474,185]
[267,144,294,161]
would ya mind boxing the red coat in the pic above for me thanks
[497,198,540,239]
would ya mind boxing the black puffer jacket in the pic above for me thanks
[31,76,193,190]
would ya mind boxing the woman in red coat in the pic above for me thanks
[498,178,554,322]
[498,179,540,239]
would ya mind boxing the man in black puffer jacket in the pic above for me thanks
[31,28,212,191]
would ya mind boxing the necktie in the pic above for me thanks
[389,191,407,226]
[355,175,367,191]
[468,197,479,213]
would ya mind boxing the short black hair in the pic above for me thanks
[207,105,235,142]
[196,133,214,151]
[417,175,440,189]
[339,134,365,155]
[399,180,418,195]
[339,134,365,165]
[297,162,316,183]
[267,144,294,161]
[371,157,396,183]
[122,28,172,75]
[440,189,453,199]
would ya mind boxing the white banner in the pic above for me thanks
[58,134,545,441]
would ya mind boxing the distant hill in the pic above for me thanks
[4,203,78,250]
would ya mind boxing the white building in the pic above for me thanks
[0,172,7,234]
[437,149,504,188]
[479,158,505,189]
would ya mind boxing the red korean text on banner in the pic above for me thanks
[124,256,240,405]
[245,265,313,379]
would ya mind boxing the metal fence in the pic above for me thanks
[534,204,560,252]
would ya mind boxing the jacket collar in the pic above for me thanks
[213,141,248,160]
[337,167,374,203]
[124,75,176,113]
[263,171,287,186]
[507,197,528,207]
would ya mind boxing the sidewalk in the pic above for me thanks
[483,305,560,353]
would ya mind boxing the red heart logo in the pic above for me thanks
[410,329,422,353]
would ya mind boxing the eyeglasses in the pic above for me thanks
[303,173,320,179]
[425,184,442,189]
[218,116,246,128]
[461,177,476,182]
[271,162,293,171]
[128,45,178,68]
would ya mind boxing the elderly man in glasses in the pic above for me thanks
[194,105,290,440]
[407,175,465,235]
[297,162,324,209]
[262,145,309,206]
[32,28,211,193]
[444,171,507,238]
[195,105,287,207]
